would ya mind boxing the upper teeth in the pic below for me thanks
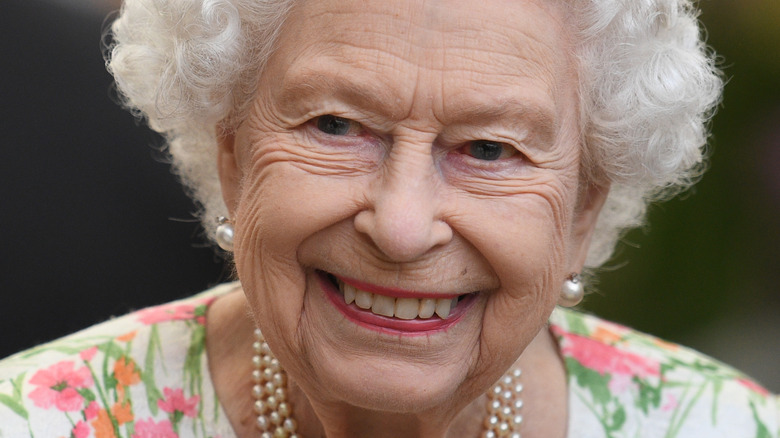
[340,281,458,320]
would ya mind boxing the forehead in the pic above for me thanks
[264,0,575,126]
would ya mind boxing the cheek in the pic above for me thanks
[458,182,573,317]
[229,152,372,359]
[456,180,573,286]
[456,185,574,365]
[234,134,372,249]
[230,143,371,307]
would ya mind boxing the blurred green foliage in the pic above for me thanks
[581,0,780,391]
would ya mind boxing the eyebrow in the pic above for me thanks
[443,96,559,147]
[277,69,404,121]
[277,67,559,146]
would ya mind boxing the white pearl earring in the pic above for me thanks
[215,216,234,251]
[559,273,584,307]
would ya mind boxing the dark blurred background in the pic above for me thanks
[0,0,230,359]
[1,0,777,391]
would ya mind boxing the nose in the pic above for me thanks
[354,147,453,262]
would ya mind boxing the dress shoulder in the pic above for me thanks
[549,308,778,438]
[0,282,239,438]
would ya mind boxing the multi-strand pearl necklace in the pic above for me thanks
[252,328,523,438]
[252,329,299,438]
[483,367,524,438]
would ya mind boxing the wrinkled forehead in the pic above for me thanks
[264,0,576,128]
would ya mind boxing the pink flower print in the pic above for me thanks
[553,328,660,378]
[736,377,770,397]
[28,360,93,411]
[135,297,214,325]
[607,373,635,394]
[85,400,100,420]
[158,387,200,418]
[72,420,90,438]
[136,303,197,325]
[661,393,679,412]
[80,346,98,362]
[132,418,178,438]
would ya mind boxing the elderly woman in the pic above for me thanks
[0,0,777,437]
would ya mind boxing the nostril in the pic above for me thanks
[353,197,452,262]
[430,220,453,246]
[353,210,375,236]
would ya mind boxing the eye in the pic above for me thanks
[464,140,516,161]
[315,115,361,136]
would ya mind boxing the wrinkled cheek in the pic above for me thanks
[472,193,570,355]
[482,200,568,296]
[231,168,309,339]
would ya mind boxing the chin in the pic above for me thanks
[307,350,475,414]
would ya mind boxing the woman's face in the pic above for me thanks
[220,0,604,416]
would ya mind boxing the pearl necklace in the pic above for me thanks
[483,367,524,438]
[252,329,299,438]
[252,328,523,438]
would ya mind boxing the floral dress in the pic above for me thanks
[0,283,777,438]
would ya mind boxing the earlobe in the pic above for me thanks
[569,182,609,270]
[217,125,243,215]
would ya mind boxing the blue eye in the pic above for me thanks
[316,115,355,136]
[467,141,511,161]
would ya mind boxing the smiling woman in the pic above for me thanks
[213,5,588,434]
[0,0,777,437]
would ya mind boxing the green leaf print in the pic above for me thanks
[76,387,97,403]
[750,401,772,438]
[711,378,723,425]
[100,340,125,362]
[563,310,590,336]
[664,380,709,438]
[606,405,626,432]
[0,392,28,420]
[566,357,612,405]
[18,339,106,358]
[636,377,662,414]
[0,373,29,420]
[143,324,164,415]
[184,322,207,436]
[184,323,205,390]
[12,374,25,400]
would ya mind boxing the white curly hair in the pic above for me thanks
[106,0,722,269]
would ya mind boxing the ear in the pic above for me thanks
[217,124,243,216]
[568,182,609,272]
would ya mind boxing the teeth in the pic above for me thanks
[337,280,462,320]
[435,298,452,319]
[355,289,373,310]
[343,283,356,305]
[419,299,436,319]
[394,298,420,320]
[371,295,395,317]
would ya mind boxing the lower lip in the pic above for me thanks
[316,271,476,336]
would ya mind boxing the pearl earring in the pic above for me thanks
[215,216,234,251]
[559,273,584,307]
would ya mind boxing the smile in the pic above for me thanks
[316,270,477,334]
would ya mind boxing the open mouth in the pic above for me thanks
[318,270,476,324]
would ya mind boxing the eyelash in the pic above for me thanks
[312,115,364,136]
[308,114,523,164]
[458,140,518,162]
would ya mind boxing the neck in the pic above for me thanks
[300,391,487,438]
[205,290,258,437]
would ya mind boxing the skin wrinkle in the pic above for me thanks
[314,228,487,289]
[274,6,563,127]
[211,0,603,437]
[312,4,561,72]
